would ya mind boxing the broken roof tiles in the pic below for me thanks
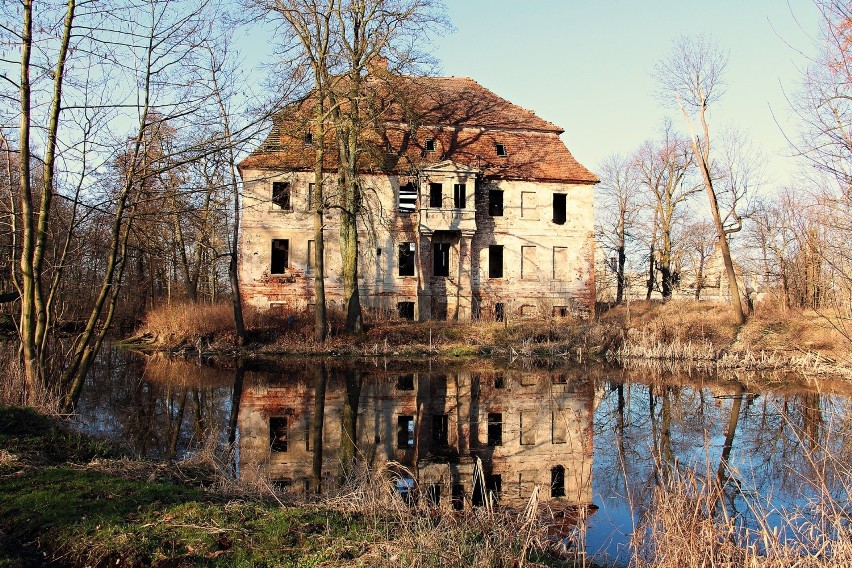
[240,75,598,184]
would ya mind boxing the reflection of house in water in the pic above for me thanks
[239,364,594,509]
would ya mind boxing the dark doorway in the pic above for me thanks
[433,243,451,277]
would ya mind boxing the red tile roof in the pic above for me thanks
[240,75,598,184]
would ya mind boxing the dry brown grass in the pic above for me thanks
[738,307,850,361]
[135,299,852,375]
[139,301,247,348]
[309,461,588,567]
[632,463,852,568]
[0,342,59,411]
[601,300,740,347]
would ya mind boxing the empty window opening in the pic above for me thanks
[433,243,451,277]
[453,183,466,208]
[399,182,417,213]
[473,473,501,506]
[520,411,536,445]
[553,193,567,225]
[487,412,503,446]
[425,138,436,152]
[270,416,288,452]
[452,484,464,510]
[495,143,507,157]
[397,415,415,449]
[272,182,291,210]
[271,239,289,274]
[521,246,537,279]
[495,302,505,322]
[552,374,568,385]
[432,414,449,446]
[551,465,566,498]
[486,474,502,500]
[305,416,313,451]
[397,374,414,390]
[552,412,568,444]
[433,374,448,393]
[397,301,415,320]
[494,373,505,389]
[427,483,441,507]
[472,475,485,507]
[553,306,569,317]
[398,242,415,276]
[396,476,416,505]
[488,189,504,216]
[429,182,443,208]
[488,245,503,278]
[307,240,314,271]
[304,131,313,146]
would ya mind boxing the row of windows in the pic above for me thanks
[270,411,567,455]
[270,238,571,282]
[268,181,568,224]
[397,466,566,508]
[422,138,507,158]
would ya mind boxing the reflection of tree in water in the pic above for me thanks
[593,367,852,530]
[77,348,233,458]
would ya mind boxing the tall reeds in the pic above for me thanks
[631,422,852,568]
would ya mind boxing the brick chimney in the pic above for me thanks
[368,55,389,74]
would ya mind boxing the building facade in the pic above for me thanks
[238,74,598,321]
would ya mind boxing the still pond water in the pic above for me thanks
[74,348,852,566]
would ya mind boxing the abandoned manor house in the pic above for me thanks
[238,70,599,321]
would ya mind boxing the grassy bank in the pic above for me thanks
[130,300,852,376]
[0,407,586,567]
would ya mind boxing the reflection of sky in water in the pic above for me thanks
[587,382,850,566]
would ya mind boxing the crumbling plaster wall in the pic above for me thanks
[238,166,596,319]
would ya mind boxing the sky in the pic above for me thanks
[429,0,826,191]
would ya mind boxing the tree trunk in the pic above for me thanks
[339,174,362,333]
[206,46,246,346]
[311,362,328,494]
[18,0,40,400]
[339,368,362,481]
[682,101,746,324]
[616,215,626,304]
[312,98,327,342]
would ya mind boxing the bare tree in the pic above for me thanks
[257,0,337,341]
[656,35,747,323]
[793,1,852,190]
[680,218,716,300]
[634,123,698,299]
[2,1,233,407]
[596,153,641,304]
[255,0,446,334]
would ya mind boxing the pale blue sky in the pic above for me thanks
[430,0,824,189]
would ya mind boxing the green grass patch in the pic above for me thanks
[0,466,367,566]
[0,406,118,466]
[445,344,479,358]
